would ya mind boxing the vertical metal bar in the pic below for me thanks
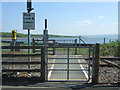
[28,30,30,46]
[27,0,33,69]
[104,38,105,44]
[79,36,81,53]
[79,36,81,44]
[45,46,48,81]
[43,19,48,81]
[67,47,69,80]
[11,30,16,69]
[32,38,35,53]
[88,47,91,81]
[45,19,47,30]
[53,40,55,55]
[28,29,31,69]
[64,40,65,54]
[27,0,31,69]
[75,39,77,55]
[92,46,95,81]
[41,47,45,82]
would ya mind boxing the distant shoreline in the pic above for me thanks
[0,32,77,38]
[0,32,118,39]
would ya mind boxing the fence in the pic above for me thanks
[2,42,119,84]
[2,46,45,82]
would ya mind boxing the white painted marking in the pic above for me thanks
[76,55,88,79]
[48,56,56,80]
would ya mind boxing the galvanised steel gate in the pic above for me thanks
[45,46,94,82]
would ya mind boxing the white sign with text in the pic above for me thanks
[23,12,35,30]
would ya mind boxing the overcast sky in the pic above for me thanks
[2,2,118,36]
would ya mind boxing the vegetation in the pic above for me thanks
[100,41,120,57]
[0,32,76,38]
[1,42,10,46]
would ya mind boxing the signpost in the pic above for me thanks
[23,0,34,69]
[11,30,17,51]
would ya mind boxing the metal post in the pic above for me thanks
[11,30,17,69]
[64,40,65,54]
[43,19,48,81]
[78,36,81,54]
[92,43,100,84]
[104,38,105,44]
[88,47,91,81]
[79,36,81,44]
[75,39,77,55]
[53,40,56,55]
[67,47,69,80]
[92,46,95,82]
[41,47,45,82]
[28,17,31,69]
[11,30,17,51]
[27,0,33,69]
[32,38,35,53]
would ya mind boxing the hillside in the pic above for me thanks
[0,32,76,38]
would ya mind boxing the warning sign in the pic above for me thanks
[23,12,35,30]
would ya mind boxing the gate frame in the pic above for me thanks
[45,45,94,82]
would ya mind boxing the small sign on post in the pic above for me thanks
[23,12,35,30]
[12,30,17,40]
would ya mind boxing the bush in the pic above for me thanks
[100,41,119,56]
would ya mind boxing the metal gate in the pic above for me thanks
[45,46,94,82]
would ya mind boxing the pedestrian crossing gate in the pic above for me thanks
[45,46,94,82]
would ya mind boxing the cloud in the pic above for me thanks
[99,16,104,19]
[76,20,92,26]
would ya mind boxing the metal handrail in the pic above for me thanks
[2,69,42,72]
[2,46,43,49]
[2,61,42,64]
[2,54,41,57]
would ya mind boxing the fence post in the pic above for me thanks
[75,39,77,55]
[32,38,35,53]
[53,40,56,55]
[117,41,120,57]
[92,43,100,84]
[41,47,45,82]
[103,38,105,44]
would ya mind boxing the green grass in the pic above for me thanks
[1,42,10,46]
[76,48,89,55]
[53,48,89,55]
[2,42,90,55]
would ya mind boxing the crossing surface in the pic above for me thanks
[47,55,89,81]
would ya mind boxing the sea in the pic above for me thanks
[2,35,118,44]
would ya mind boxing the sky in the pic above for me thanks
[1,2,118,36]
